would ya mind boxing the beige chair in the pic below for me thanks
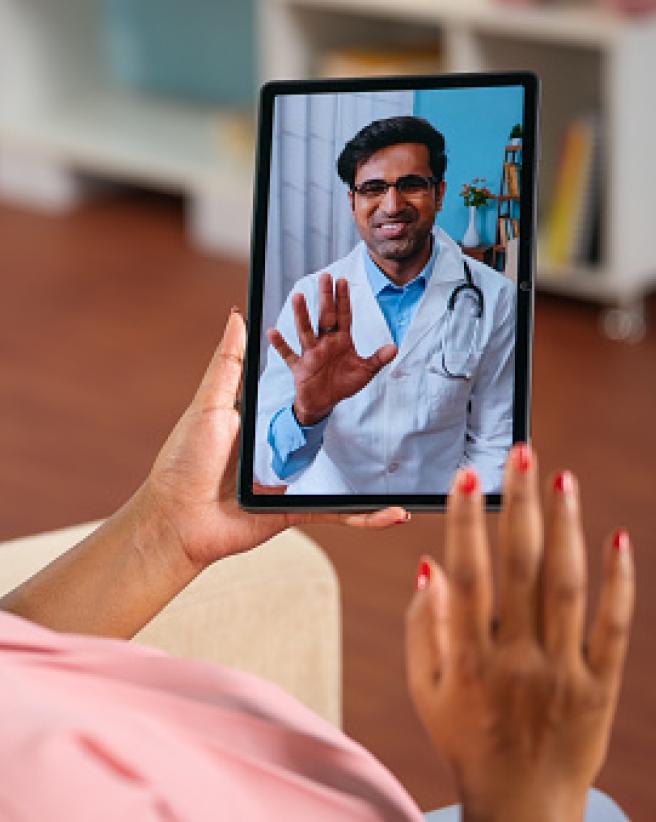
[0,522,342,727]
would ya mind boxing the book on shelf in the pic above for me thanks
[317,44,442,78]
[504,162,520,198]
[498,218,519,245]
[543,114,601,270]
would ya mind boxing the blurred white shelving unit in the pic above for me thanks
[259,0,656,338]
[0,0,254,258]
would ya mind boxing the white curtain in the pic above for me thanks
[260,90,413,369]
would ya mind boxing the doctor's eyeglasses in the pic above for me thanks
[352,174,438,200]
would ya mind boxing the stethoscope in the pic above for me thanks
[441,259,484,380]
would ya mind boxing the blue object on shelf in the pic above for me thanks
[102,0,256,106]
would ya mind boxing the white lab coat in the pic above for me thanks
[255,228,516,494]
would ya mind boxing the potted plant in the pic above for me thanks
[509,123,523,146]
[460,178,495,247]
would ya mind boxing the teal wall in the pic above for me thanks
[103,0,256,107]
[414,86,524,245]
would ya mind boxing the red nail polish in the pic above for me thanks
[459,469,479,495]
[230,305,241,315]
[612,529,630,553]
[515,443,532,473]
[416,558,431,591]
[553,470,574,494]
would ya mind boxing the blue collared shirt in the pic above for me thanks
[268,241,439,481]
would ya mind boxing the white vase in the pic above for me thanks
[462,205,480,247]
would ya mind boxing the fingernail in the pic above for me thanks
[612,529,630,553]
[514,443,532,473]
[230,305,241,315]
[458,468,479,495]
[416,557,431,591]
[553,470,574,494]
[396,511,411,524]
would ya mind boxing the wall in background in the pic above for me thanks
[414,86,524,244]
[102,0,256,106]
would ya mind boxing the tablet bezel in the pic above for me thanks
[239,71,538,512]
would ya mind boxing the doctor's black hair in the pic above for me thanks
[336,116,447,189]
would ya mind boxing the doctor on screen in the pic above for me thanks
[255,116,516,495]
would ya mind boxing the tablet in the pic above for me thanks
[239,72,538,511]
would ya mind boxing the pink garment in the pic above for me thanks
[0,612,423,821]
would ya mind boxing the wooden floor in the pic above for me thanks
[1,191,655,817]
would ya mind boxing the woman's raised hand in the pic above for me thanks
[405,445,634,822]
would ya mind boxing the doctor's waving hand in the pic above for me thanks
[267,273,398,427]
[255,116,516,496]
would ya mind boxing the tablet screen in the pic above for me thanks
[240,73,537,510]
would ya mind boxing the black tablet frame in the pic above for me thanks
[239,71,538,512]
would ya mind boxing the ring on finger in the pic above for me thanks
[318,324,339,335]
